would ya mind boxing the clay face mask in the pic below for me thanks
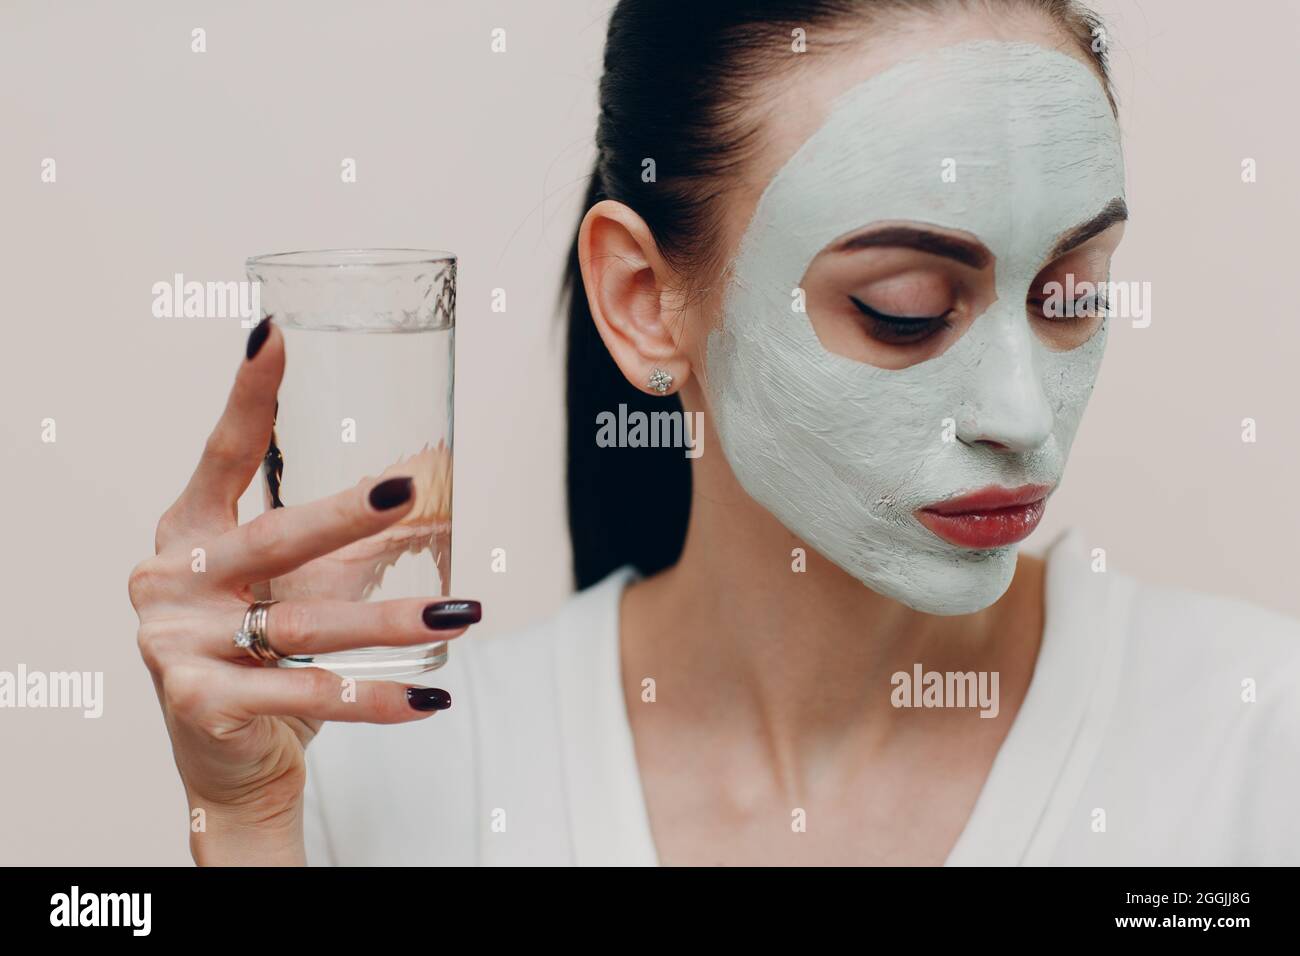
[704,41,1125,614]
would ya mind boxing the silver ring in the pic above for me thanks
[234,600,282,664]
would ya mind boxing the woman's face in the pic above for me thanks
[692,24,1127,615]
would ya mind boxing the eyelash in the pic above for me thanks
[848,295,953,345]
[1028,293,1110,321]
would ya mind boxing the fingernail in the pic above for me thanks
[407,687,452,711]
[246,316,272,360]
[423,600,482,630]
[369,476,413,511]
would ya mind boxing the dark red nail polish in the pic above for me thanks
[407,687,451,711]
[246,316,272,360]
[423,600,482,629]
[369,476,413,511]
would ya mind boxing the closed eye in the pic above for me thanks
[848,295,953,346]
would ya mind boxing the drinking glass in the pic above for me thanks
[245,249,456,680]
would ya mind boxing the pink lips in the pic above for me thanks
[915,484,1053,549]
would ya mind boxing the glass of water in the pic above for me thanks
[244,248,456,681]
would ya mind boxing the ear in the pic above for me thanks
[577,199,690,396]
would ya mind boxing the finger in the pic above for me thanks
[209,597,481,660]
[203,474,417,586]
[231,666,451,724]
[160,318,284,549]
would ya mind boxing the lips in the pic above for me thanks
[915,484,1053,549]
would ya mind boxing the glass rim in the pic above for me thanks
[245,248,456,269]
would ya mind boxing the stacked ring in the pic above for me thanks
[234,600,283,663]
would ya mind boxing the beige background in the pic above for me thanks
[1,0,1296,865]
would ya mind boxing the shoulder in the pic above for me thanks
[1129,575,1300,670]
[1092,540,1300,699]
[452,563,635,766]
[1119,571,1300,771]
[1047,528,1300,683]
[303,566,637,865]
[1043,530,1300,862]
[1114,568,1300,750]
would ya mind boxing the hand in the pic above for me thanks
[128,319,479,865]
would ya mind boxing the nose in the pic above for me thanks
[954,322,1054,453]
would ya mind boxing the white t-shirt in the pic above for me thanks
[302,529,1300,865]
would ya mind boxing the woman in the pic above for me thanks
[129,0,1299,866]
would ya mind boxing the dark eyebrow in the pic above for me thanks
[830,198,1129,271]
[830,226,991,269]
[1045,197,1128,262]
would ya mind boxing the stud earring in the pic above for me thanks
[647,367,674,395]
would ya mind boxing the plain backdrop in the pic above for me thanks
[1,0,1297,865]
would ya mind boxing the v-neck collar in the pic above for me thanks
[554,529,1134,867]
[943,528,1135,865]
[553,565,658,866]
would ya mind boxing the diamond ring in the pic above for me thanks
[234,600,282,664]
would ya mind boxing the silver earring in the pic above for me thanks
[647,367,674,395]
